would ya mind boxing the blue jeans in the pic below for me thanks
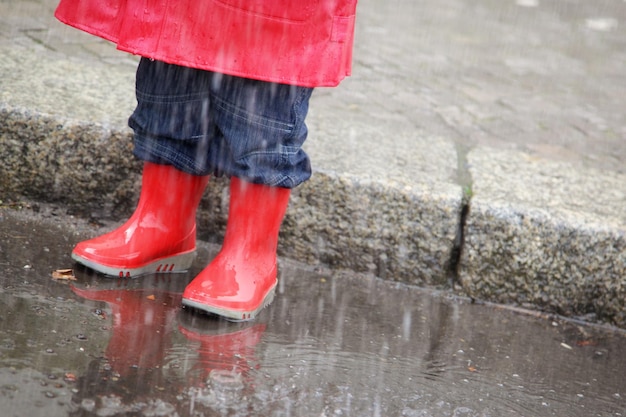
[129,58,314,188]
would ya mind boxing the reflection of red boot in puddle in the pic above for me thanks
[71,284,181,376]
[178,311,265,386]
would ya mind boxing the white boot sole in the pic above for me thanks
[71,250,197,278]
[182,281,277,322]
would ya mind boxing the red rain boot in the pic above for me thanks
[182,177,290,321]
[72,162,209,278]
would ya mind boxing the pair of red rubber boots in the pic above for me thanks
[72,162,290,321]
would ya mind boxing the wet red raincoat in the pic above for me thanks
[55,0,357,87]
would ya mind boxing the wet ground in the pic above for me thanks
[0,204,625,417]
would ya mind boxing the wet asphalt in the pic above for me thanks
[1,204,625,416]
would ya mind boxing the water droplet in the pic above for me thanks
[516,0,539,6]
[585,18,618,32]
[81,398,96,412]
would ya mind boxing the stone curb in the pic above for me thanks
[2,41,625,328]
[461,149,626,326]
[0,44,464,291]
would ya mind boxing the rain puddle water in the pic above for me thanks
[0,207,625,416]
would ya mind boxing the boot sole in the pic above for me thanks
[71,250,197,278]
[182,281,277,322]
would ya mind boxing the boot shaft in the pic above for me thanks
[135,162,209,230]
[223,177,291,253]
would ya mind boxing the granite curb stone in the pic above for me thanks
[460,148,626,326]
[0,43,464,290]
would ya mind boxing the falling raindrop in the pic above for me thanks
[516,0,539,6]
[585,18,618,32]
[81,398,96,412]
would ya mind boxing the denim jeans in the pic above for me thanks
[129,58,314,188]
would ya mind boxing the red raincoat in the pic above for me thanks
[55,0,357,87]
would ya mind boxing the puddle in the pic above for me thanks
[0,207,625,416]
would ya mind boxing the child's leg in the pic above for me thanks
[182,74,315,320]
[183,177,290,321]
[73,58,216,277]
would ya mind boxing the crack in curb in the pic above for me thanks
[447,142,474,287]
